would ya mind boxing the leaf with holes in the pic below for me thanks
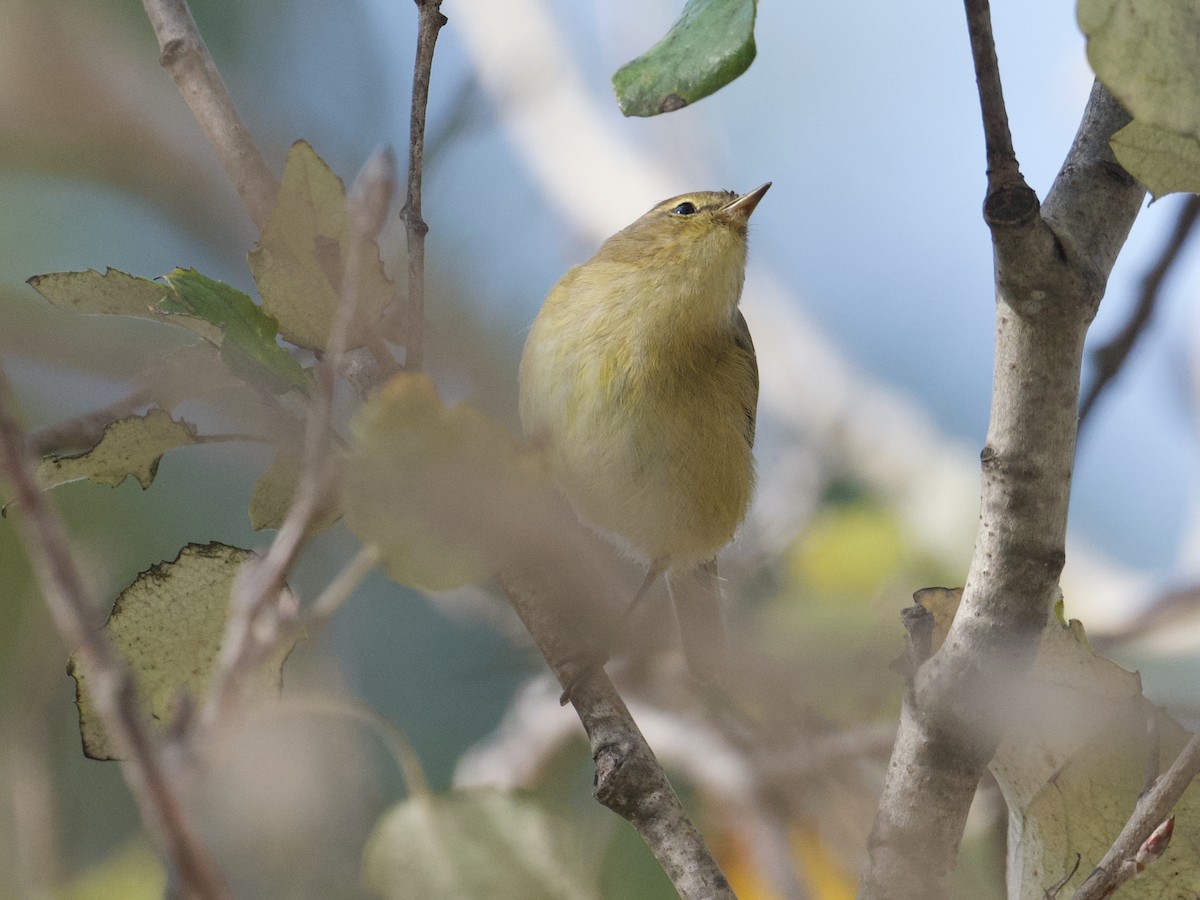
[33,409,197,494]
[68,542,296,760]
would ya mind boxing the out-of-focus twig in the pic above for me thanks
[141,0,279,230]
[0,365,230,899]
[399,0,447,372]
[197,149,397,753]
[1079,194,1200,429]
[1072,731,1200,899]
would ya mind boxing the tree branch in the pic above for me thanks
[494,569,735,900]
[858,67,1144,900]
[0,367,230,899]
[141,0,279,230]
[1072,731,1200,899]
[399,0,447,372]
[1079,194,1200,429]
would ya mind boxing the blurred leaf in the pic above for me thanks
[1110,120,1200,199]
[34,408,197,493]
[362,788,602,900]
[249,449,341,533]
[986,614,1200,897]
[1079,0,1200,136]
[57,839,165,900]
[789,504,906,596]
[343,373,531,591]
[1079,0,1200,196]
[161,268,310,393]
[913,585,960,653]
[68,542,295,760]
[612,0,756,117]
[248,140,395,350]
[26,268,222,344]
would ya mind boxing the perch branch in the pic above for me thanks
[399,0,447,372]
[141,0,278,229]
[1079,194,1200,428]
[0,366,230,899]
[495,569,735,900]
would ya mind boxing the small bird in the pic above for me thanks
[519,183,768,683]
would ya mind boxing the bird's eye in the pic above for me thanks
[671,202,697,216]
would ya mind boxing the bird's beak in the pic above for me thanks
[719,182,771,221]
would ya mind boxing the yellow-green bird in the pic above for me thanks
[519,183,769,683]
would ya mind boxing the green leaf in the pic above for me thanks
[248,140,395,351]
[1079,0,1200,196]
[68,542,296,760]
[1110,120,1200,199]
[612,0,757,117]
[35,409,198,492]
[362,789,602,900]
[249,449,341,533]
[26,268,222,344]
[160,268,309,393]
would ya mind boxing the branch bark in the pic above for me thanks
[495,568,736,900]
[141,0,279,230]
[399,0,447,372]
[858,34,1145,897]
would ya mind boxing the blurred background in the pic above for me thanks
[2,0,1198,897]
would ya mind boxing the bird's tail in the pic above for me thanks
[666,558,727,684]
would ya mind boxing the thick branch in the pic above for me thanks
[400,0,447,372]
[858,78,1144,900]
[495,569,735,900]
[0,368,230,899]
[141,0,278,229]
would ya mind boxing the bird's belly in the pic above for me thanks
[550,374,753,566]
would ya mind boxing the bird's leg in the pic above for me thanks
[628,556,668,616]
[558,557,669,705]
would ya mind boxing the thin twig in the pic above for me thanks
[399,0,447,372]
[0,366,230,899]
[197,149,397,753]
[307,544,381,625]
[963,0,1018,187]
[963,0,1039,231]
[1079,194,1200,428]
[141,0,279,229]
[1072,731,1200,899]
[278,695,431,798]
